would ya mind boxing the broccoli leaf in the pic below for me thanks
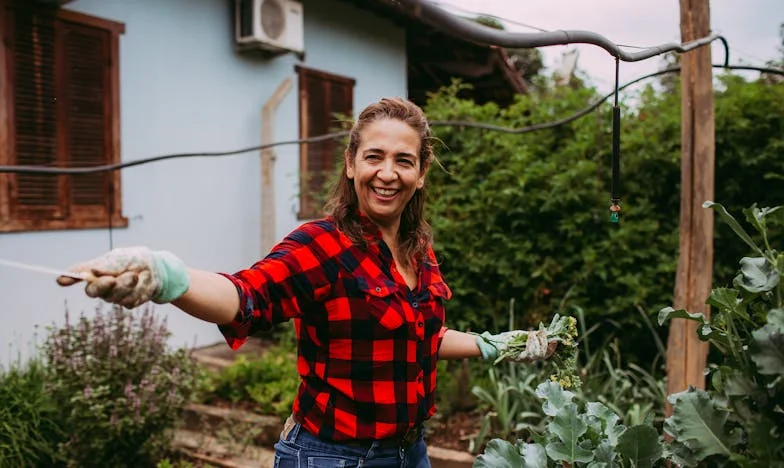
[734,257,780,293]
[704,201,763,256]
[657,308,715,341]
[517,442,548,468]
[586,401,625,445]
[616,425,662,468]
[664,388,741,462]
[545,404,594,464]
[587,441,617,468]
[706,288,744,318]
[751,308,784,376]
[473,439,524,468]
[535,381,575,417]
[657,307,707,327]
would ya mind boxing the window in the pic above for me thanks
[296,66,354,219]
[0,3,126,232]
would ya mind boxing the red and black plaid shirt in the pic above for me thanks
[218,216,452,442]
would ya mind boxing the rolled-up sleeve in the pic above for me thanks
[218,223,335,350]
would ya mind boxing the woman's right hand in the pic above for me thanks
[57,247,189,309]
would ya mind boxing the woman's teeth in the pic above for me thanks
[373,187,397,196]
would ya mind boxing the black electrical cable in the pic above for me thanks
[395,0,728,62]
[0,64,781,176]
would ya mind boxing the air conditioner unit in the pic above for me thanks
[235,0,304,55]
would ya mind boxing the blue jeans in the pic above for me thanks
[273,421,431,468]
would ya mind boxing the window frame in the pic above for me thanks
[0,2,126,233]
[295,65,355,220]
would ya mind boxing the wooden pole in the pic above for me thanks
[261,78,293,255]
[666,0,715,408]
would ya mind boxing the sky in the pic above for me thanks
[433,0,782,93]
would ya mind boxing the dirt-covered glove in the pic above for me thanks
[56,247,189,309]
[476,329,554,363]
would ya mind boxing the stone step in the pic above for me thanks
[173,429,276,468]
[428,445,475,468]
[182,402,283,447]
[190,339,271,373]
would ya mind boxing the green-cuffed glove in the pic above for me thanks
[56,247,189,309]
[476,329,550,363]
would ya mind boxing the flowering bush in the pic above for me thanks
[42,305,202,467]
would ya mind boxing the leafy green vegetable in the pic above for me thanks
[473,439,525,468]
[616,425,662,468]
[544,404,594,464]
[750,308,784,376]
[485,314,582,389]
[664,388,742,461]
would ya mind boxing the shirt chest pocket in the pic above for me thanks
[358,277,405,331]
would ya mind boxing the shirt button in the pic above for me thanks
[417,321,423,328]
[412,302,419,308]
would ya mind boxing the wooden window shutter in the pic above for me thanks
[11,7,63,218]
[297,67,354,219]
[61,20,111,217]
[1,4,124,232]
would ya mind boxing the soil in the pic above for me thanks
[425,410,483,452]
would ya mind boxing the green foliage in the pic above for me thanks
[0,358,62,467]
[659,202,784,466]
[469,318,667,454]
[204,344,299,421]
[473,382,662,467]
[42,306,202,468]
[424,72,784,363]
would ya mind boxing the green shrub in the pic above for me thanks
[0,357,62,467]
[423,74,784,364]
[42,305,201,468]
[204,344,299,421]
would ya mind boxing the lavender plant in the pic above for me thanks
[42,305,202,467]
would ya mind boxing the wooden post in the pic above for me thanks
[666,0,715,408]
[261,78,293,255]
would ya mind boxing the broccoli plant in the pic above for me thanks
[659,201,783,466]
[474,381,662,468]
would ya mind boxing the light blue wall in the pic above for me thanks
[0,0,406,363]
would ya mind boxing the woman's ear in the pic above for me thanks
[416,174,425,189]
[345,150,354,179]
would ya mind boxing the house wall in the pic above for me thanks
[0,0,407,364]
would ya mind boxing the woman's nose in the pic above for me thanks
[377,160,398,181]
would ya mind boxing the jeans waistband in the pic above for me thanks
[282,415,423,450]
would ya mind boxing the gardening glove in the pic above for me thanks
[56,247,189,309]
[476,329,554,363]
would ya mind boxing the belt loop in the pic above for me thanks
[280,414,301,442]
[365,440,379,460]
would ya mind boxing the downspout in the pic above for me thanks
[261,78,293,255]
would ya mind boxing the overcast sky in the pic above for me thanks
[434,0,782,93]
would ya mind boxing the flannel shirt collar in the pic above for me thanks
[358,211,384,244]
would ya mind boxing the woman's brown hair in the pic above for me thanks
[324,97,434,268]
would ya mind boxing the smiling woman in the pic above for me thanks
[57,97,559,468]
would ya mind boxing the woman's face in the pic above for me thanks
[346,118,425,229]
